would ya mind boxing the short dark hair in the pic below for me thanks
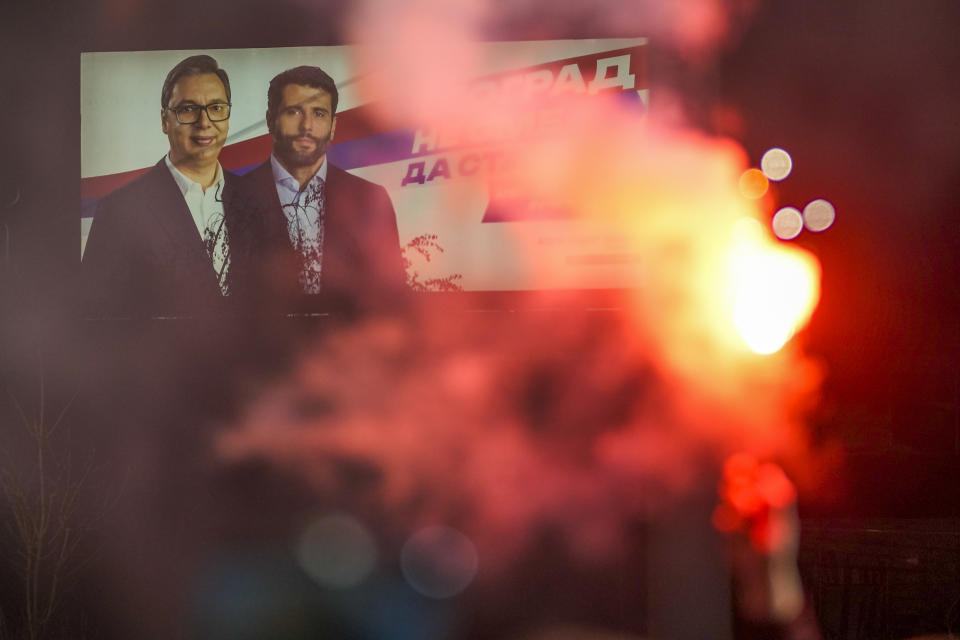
[160,55,231,109]
[267,66,339,119]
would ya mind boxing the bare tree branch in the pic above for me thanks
[2,366,93,640]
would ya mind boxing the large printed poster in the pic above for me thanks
[81,39,647,293]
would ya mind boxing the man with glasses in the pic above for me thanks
[81,54,242,317]
[231,65,406,316]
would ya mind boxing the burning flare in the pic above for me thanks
[727,218,821,355]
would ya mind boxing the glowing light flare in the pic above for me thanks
[726,219,821,355]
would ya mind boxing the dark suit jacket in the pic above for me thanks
[80,159,240,318]
[229,160,407,315]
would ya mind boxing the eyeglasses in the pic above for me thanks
[165,102,232,124]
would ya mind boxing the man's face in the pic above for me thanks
[269,84,337,169]
[161,73,229,168]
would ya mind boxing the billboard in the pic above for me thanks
[80,39,648,313]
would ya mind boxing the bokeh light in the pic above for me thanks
[771,207,803,240]
[760,148,792,181]
[738,168,769,199]
[803,198,836,232]
[296,513,378,589]
[400,526,478,599]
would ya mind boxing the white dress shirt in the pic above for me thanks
[164,155,230,294]
[270,154,327,294]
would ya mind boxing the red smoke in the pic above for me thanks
[218,300,821,571]
[216,0,824,572]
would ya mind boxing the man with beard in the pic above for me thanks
[81,55,241,317]
[232,65,406,314]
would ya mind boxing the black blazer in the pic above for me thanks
[80,159,239,318]
[229,160,407,315]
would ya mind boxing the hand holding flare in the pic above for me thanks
[713,453,813,632]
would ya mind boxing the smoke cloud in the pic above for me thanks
[216,0,823,575]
